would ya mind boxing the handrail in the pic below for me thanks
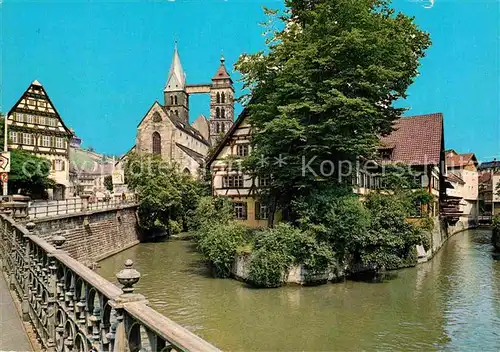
[28,197,138,219]
[0,213,221,352]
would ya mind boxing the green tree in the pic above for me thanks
[103,175,113,192]
[236,0,431,224]
[124,152,203,234]
[0,117,54,198]
[8,150,55,198]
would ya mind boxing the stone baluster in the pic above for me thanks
[46,255,58,352]
[22,222,35,321]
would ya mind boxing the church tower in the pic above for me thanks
[209,55,234,145]
[164,43,189,123]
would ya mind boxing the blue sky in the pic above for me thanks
[1,0,499,161]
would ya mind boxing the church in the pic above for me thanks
[134,44,235,175]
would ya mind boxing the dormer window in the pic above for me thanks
[380,148,393,161]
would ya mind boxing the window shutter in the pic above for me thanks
[255,202,260,220]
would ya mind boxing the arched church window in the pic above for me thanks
[221,92,225,103]
[221,123,225,133]
[216,123,220,133]
[174,96,178,105]
[170,96,174,105]
[152,132,161,155]
[216,92,220,104]
[175,110,179,116]
[216,107,220,119]
[221,108,225,118]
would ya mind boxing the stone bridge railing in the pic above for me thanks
[0,213,220,352]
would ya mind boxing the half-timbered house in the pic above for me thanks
[7,80,72,199]
[206,111,270,228]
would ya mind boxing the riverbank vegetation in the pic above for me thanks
[124,152,205,235]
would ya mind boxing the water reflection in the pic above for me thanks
[98,229,500,351]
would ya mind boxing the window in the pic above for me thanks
[255,202,269,220]
[233,202,247,220]
[56,137,64,149]
[259,176,270,187]
[27,98,35,106]
[380,149,393,160]
[221,108,225,118]
[237,144,249,157]
[175,110,179,116]
[54,159,65,171]
[16,113,24,122]
[216,123,220,134]
[38,116,46,125]
[221,92,226,103]
[41,135,50,147]
[26,114,34,124]
[170,96,174,105]
[216,107,220,119]
[222,175,244,188]
[216,92,220,103]
[10,131,18,144]
[152,132,161,155]
[221,123,225,133]
[22,133,32,145]
[174,96,178,105]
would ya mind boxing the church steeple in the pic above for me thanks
[164,42,189,122]
[209,54,234,145]
[164,42,186,91]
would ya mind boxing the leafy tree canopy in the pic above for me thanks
[237,0,431,220]
[8,150,55,198]
[124,152,203,234]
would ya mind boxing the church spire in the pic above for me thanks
[212,54,232,82]
[164,42,186,92]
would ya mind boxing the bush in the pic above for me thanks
[189,196,234,232]
[197,221,249,278]
[248,248,289,288]
[248,223,335,287]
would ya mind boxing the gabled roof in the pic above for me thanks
[176,143,205,165]
[164,44,186,92]
[8,80,72,135]
[445,150,477,169]
[206,108,248,167]
[212,56,232,82]
[379,113,444,166]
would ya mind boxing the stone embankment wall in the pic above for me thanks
[417,216,477,263]
[26,205,140,265]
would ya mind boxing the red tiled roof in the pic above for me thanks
[479,172,491,184]
[445,151,477,168]
[379,113,443,166]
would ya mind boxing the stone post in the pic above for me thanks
[112,260,144,351]
[80,194,91,212]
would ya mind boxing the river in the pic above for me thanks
[98,228,500,351]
